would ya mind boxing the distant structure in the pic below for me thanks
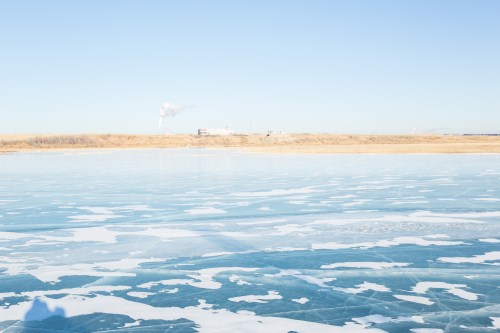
[462,133,500,136]
[267,130,287,135]
[444,133,500,136]
[198,128,235,136]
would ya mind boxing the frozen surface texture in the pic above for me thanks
[0,150,499,332]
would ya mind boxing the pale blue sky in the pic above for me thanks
[1,0,499,134]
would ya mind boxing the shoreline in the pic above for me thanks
[2,134,500,154]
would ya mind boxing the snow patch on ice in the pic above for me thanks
[0,231,33,241]
[351,314,424,327]
[292,297,309,304]
[273,224,314,235]
[412,282,478,301]
[1,257,165,283]
[0,294,383,332]
[437,251,500,264]
[127,292,154,299]
[474,198,500,202]
[185,207,227,215]
[202,251,235,258]
[138,267,258,290]
[334,282,390,295]
[312,236,464,250]
[0,285,131,301]
[479,238,500,243]
[312,211,484,226]
[68,214,123,223]
[321,262,410,269]
[229,274,251,286]
[230,187,325,197]
[393,294,435,305]
[229,291,282,303]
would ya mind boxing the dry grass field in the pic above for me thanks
[1,133,500,153]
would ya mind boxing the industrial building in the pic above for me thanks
[198,128,235,136]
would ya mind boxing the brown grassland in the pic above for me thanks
[1,134,500,154]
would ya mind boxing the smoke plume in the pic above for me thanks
[158,102,187,129]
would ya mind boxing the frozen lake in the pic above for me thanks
[0,149,499,332]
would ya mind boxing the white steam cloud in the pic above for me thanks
[158,102,188,129]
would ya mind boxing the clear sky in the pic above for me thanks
[1,0,499,134]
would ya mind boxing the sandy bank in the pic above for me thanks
[1,134,500,154]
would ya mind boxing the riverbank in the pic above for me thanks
[1,134,500,153]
